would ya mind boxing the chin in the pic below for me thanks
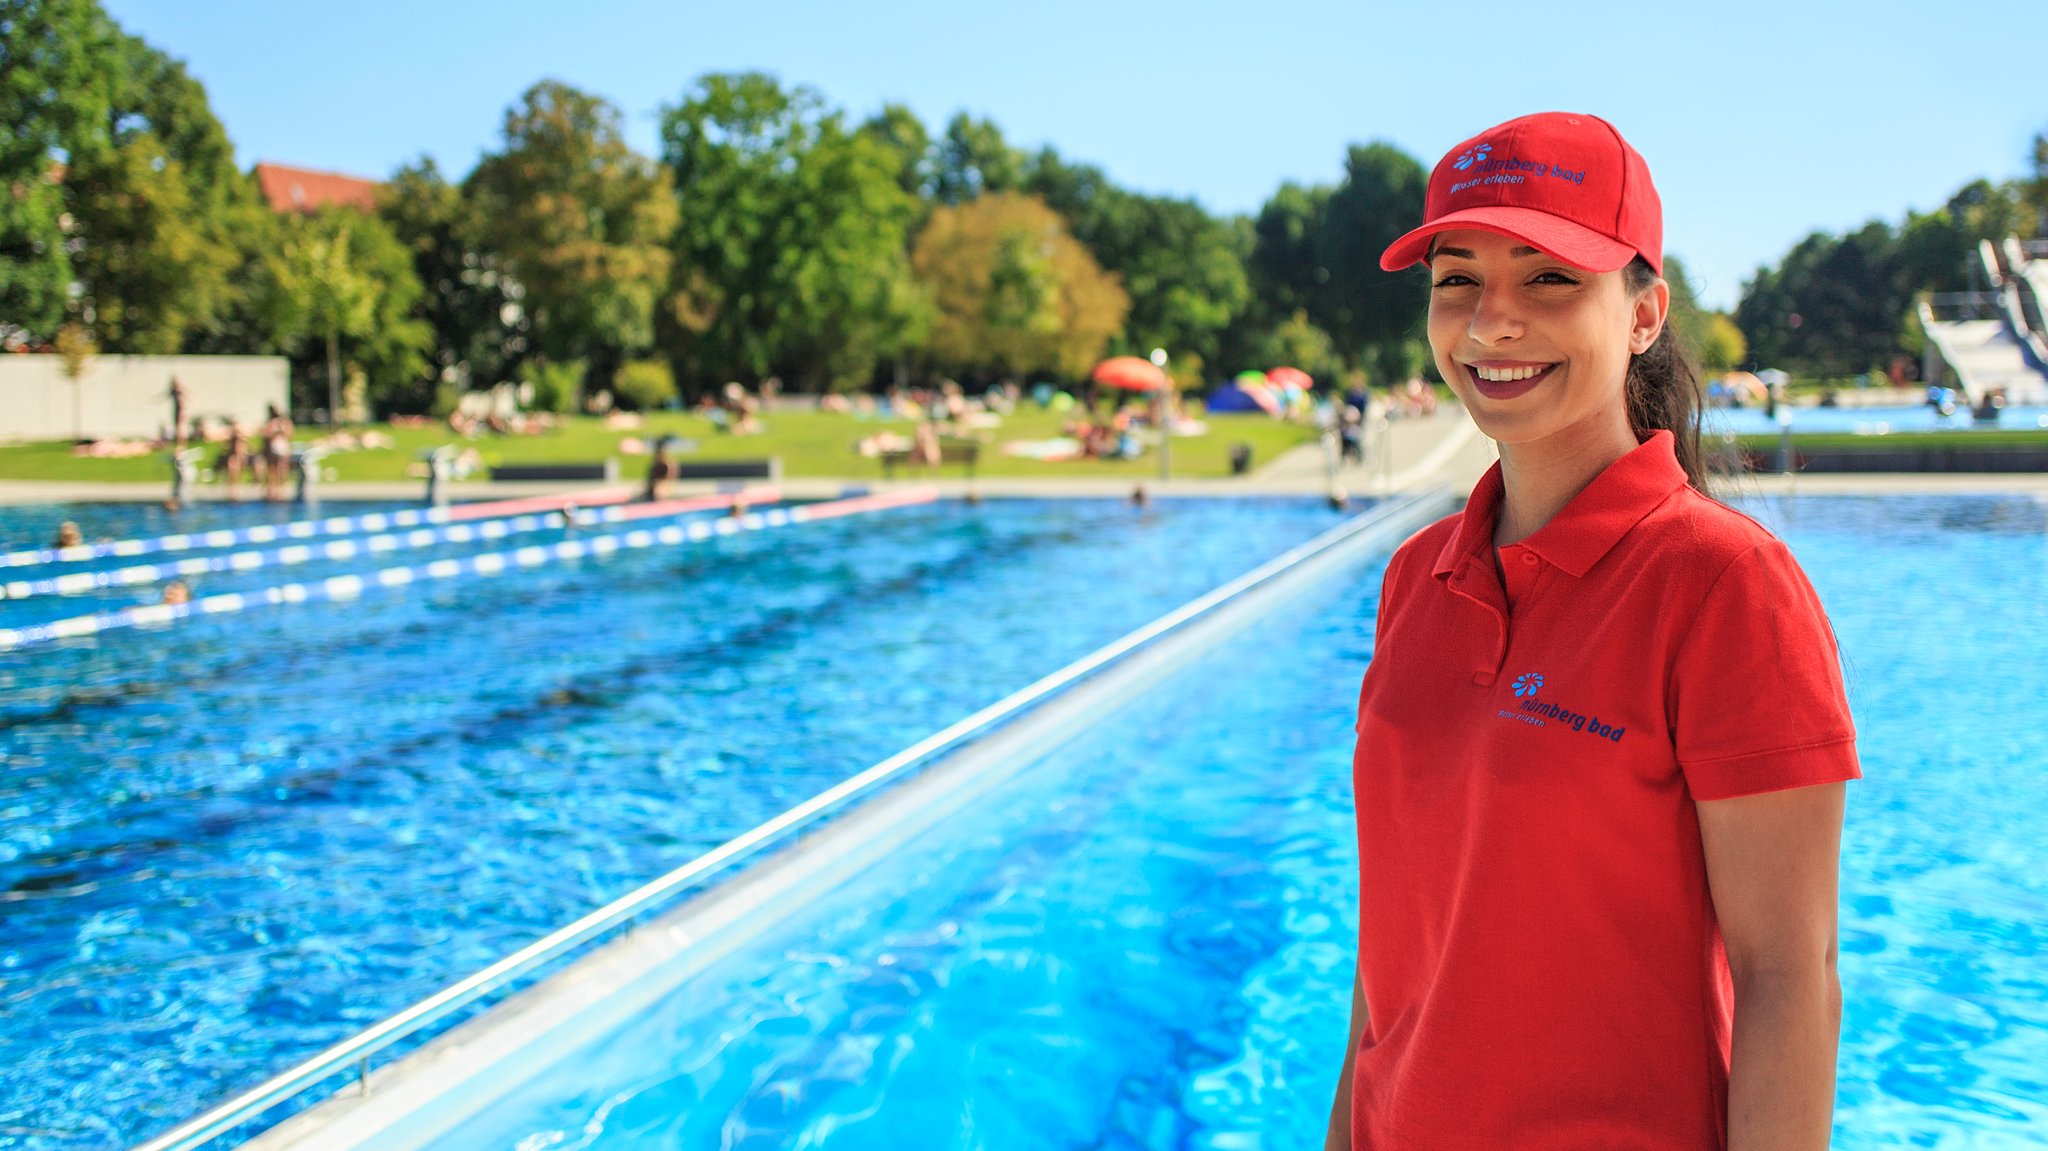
[1464,410,1549,446]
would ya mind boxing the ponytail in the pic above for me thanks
[1623,257,1709,492]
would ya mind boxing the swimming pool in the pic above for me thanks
[333,494,2044,1149]
[1703,404,2048,436]
[0,496,1362,1149]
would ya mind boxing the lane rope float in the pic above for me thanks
[0,488,781,602]
[0,487,937,653]
[0,487,640,572]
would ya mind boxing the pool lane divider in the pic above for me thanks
[0,488,783,602]
[0,486,641,572]
[0,486,934,653]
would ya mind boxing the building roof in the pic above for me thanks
[253,162,380,214]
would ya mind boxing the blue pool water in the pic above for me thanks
[429,494,2048,1150]
[0,497,1357,1149]
[1702,404,2048,436]
[0,501,419,552]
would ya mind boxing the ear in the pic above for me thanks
[1630,277,1671,355]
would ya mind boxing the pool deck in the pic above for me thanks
[4,410,2045,505]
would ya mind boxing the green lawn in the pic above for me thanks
[0,408,1320,484]
[1732,429,2048,451]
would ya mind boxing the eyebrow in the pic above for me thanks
[1431,244,1544,260]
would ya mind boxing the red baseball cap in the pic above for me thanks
[1379,112,1662,276]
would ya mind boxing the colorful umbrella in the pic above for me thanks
[1266,366,1313,391]
[1092,356,1168,392]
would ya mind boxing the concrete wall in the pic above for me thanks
[0,355,289,442]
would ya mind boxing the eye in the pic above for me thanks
[1431,272,1476,289]
[1531,270,1581,286]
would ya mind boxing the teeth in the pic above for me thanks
[1474,365,1546,382]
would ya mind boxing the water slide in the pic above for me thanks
[2004,236,2048,344]
[1916,238,2048,404]
[1919,308,2048,404]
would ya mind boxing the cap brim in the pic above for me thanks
[1379,205,1642,274]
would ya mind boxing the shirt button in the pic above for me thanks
[1520,553,1539,567]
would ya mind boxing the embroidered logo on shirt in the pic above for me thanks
[1496,672,1627,743]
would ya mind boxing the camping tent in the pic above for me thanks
[1207,371,1283,416]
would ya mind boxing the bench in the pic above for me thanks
[668,458,780,481]
[490,461,620,482]
[880,443,980,479]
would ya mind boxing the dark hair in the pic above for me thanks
[1622,257,1708,491]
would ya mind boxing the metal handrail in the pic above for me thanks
[1925,290,2003,321]
[131,490,1443,1151]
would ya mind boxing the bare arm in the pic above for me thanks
[1698,782,1847,1151]
[1324,957,1368,1150]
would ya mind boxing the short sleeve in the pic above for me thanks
[1672,540,1860,801]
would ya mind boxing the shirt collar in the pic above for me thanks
[1434,430,1691,581]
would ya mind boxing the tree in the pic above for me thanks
[66,25,268,353]
[1735,177,2029,376]
[658,72,927,393]
[910,191,1127,381]
[1656,255,1745,375]
[1311,143,1429,371]
[858,102,932,201]
[263,207,429,421]
[64,132,240,352]
[0,158,71,346]
[1220,182,1336,376]
[1228,145,1430,384]
[379,157,527,411]
[1245,309,1340,382]
[2026,130,2047,237]
[0,2,94,288]
[1736,223,1901,375]
[1024,148,1250,369]
[0,1,264,350]
[1893,179,2030,293]
[54,320,94,440]
[930,112,1023,206]
[470,81,677,390]
[1247,181,1333,323]
[1698,313,1746,375]
[0,0,115,343]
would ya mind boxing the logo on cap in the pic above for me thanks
[1451,143,1492,172]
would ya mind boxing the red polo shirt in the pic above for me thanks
[1349,431,1859,1149]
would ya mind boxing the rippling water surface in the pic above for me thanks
[1763,496,2048,1147]
[0,496,1354,1149]
[1702,404,2048,436]
[444,495,2047,1150]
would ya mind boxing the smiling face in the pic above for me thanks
[1426,229,1667,460]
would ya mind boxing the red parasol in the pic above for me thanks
[1266,366,1313,391]
[1091,355,1168,392]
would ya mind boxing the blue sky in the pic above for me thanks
[104,0,2045,311]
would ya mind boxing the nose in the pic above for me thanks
[1467,282,1525,345]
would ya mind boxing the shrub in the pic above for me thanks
[518,359,585,414]
[612,359,677,412]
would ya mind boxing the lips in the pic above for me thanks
[1465,363,1555,400]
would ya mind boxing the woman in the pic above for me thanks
[260,404,294,502]
[1330,112,1859,1150]
[219,421,254,501]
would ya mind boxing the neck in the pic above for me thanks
[1493,419,1640,547]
